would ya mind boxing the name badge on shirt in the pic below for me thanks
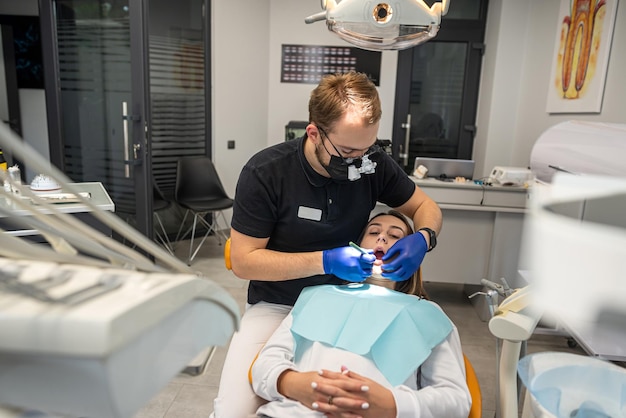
[298,206,322,221]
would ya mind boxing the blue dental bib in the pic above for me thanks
[290,284,453,386]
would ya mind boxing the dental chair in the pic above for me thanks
[225,238,483,418]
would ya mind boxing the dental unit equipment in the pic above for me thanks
[0,123,240,417]
[305,0,450,51]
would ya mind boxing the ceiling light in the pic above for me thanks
[305,0,450,51]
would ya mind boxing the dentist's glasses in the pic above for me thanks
[317,126,381,164]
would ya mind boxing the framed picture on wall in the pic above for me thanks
[545,0,619,114]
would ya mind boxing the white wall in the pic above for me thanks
[211,1,270,197]
[19,89,50,180]
[474,0,531,179]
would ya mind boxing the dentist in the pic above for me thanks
[213,72,442,417]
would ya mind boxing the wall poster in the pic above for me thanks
[281,44,381,86]
[545,0,619,114]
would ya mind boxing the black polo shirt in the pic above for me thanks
[232,136,416,306]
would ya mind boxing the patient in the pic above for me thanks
[251,210,471,418]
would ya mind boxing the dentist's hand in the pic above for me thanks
[381,232,428,281]
[323,246,376,282]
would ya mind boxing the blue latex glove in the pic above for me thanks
[381,232,428,281]
[323,246,376,282]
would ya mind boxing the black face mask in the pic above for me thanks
[323,154,353,181]
[322,149,380,182]
[316,125,380,182]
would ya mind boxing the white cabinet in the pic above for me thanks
[375,178,529,287]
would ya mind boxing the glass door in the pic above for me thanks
[40,0,151,237]
[391,0,488,174]
[40,0,208,240]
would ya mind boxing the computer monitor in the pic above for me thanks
[414,157,475,180]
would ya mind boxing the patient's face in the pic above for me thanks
[360,214,409,289]
[361,214,408,254]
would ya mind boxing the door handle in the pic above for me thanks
[121,102,142,178]
[463,125,477,136]
[399,114,411,166]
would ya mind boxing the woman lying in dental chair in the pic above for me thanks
[251,210,471,418]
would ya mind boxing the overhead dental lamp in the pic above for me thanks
[305,0,450,51]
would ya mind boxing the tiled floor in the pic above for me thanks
[132,236,590,418]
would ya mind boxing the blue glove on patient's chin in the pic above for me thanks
[323,246,376,283]
[381,232,428,282]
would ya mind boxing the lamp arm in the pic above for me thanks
[305,11,326,24]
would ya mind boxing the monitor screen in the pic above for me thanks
[413,157,475,180]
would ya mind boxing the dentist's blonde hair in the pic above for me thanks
[309,71,382,132]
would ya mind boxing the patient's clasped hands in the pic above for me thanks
[278,367,397,418]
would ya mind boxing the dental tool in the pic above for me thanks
[349,241,367,253]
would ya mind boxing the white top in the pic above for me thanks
[252,299,471,418]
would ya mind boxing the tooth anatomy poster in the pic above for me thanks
[546,0,618,114]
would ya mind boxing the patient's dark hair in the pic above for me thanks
[359,210,429,299]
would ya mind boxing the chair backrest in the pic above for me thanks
[464,354,482,418]
[175,156,230,202]
[224,237,232,270]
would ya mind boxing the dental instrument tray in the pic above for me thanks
[0,258,240,418]
[30,191,91,204]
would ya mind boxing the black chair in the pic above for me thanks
[153,180,174,255]
[174,156,234,265]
